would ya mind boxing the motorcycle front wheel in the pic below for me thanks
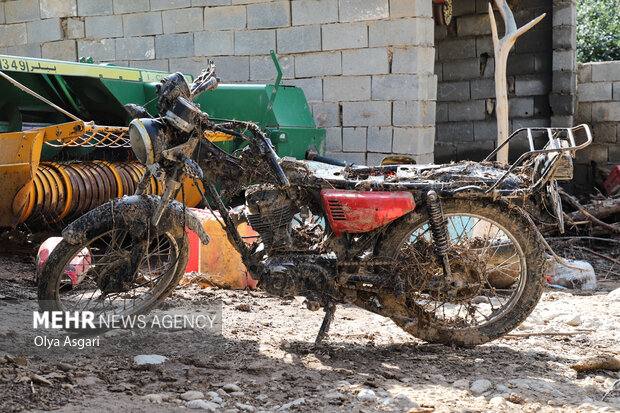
[38,221,188,328]
[376,198,546,346]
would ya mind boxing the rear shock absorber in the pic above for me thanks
[426,190,452,279]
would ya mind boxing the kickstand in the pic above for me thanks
[314,302,336,346]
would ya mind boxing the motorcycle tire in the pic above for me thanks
[375,198,546,347]
[38,217,189,329]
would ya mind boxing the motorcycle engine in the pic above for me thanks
[244,184,294,250]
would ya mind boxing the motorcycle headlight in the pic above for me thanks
[128,118,166,165]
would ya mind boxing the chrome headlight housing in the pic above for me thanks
[128,118,166,165]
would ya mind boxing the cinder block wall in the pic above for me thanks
[434,0,554,162]
[575,61,620,177]
[0,0,437,165]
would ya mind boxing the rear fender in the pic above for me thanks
[62,195,210,246]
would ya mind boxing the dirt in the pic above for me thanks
[0,243,619,413]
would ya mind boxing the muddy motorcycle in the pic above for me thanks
[38,65,592,347]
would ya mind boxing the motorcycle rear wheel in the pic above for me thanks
[376,198,546,346]
[38,221,188,329]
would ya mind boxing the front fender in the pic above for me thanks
[62,195,210,246]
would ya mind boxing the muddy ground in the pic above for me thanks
[0,237,619,413]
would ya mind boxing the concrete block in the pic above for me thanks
[549,94,575,116]
[277,25,321,53]
[515,74,551,96]
[552,71,577,94]
[475,37,494,57]
[342,48,388,75]
[434,25,447,41]
[5,0,39,23]
[116,37,155,60]
[77,39,115,61]
[436,121,473,142]
[548,115,572,128]
[123,12,163,36]
[234,30,275,55]
[295,52,341,78]
[448,100,486,122]
[552,4,575,27]
[435,141,456,161]
[77,0,113,16]
[507,54,534,75]
[163,8,203,34]
[7,43,41,58]
[322,22,367,50]
[592,102,620,122]
[442,59,479,81]
[591,61,620,82]
[578,63,592,83]
[130,59,169,71]
[435,62,442,82]
[576,102,591,123]
[517,29,552,54]
[85,15,123,38]
[552,26,576,50]
[283,78,322,102]
[509,97,534,118]
[457,13,494,37]
[552,50,577,72]
[342,127,367,152]
[27,18,63,43]
[342,101,391,126]
[609,143,620,164]
[578,144,608,164]
[292,0,338,25]
[66,18,85,39]
[204,6,246,30]
[436,102,448,122]
[413,152,434,164]
[369,18,433,47]
[195,31,234,56]
[40,0,77,18]
[591,123,617,144]
[614,82,620,101]
[456,140,494,161]
[41,40,77,61]
[390,0,432,18]
[169,57,206,76]
[452,0,475,16]
[250,54,294,80]
[367,126,392,152]
[366,152,392,166]
[326,151,366,165]
[211,56,250,81]
[470,78,495,99]
[0,4,4,25]
[392,127,434,155]
[340,0,388,22]
[534,52,551,73]
[393,100,435,127]
[437,81,469,102]
[151,0,191,10]
[312,102,341,127]
[392,47,435,74]
[247,2,290,29]
[438,39,476,61]
[323,76,370,102]
[372,74,436,101]
[155,33,194,58]
[473,120,497,142]
[577,82,612,103]
[0,24,27,47]
[325,127,342,152]
[113,0,149,14]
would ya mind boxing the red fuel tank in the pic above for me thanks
[321,189,415,236]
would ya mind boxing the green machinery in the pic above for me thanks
[0,53,325,227]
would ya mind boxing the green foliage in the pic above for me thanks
[577,0,620,62]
